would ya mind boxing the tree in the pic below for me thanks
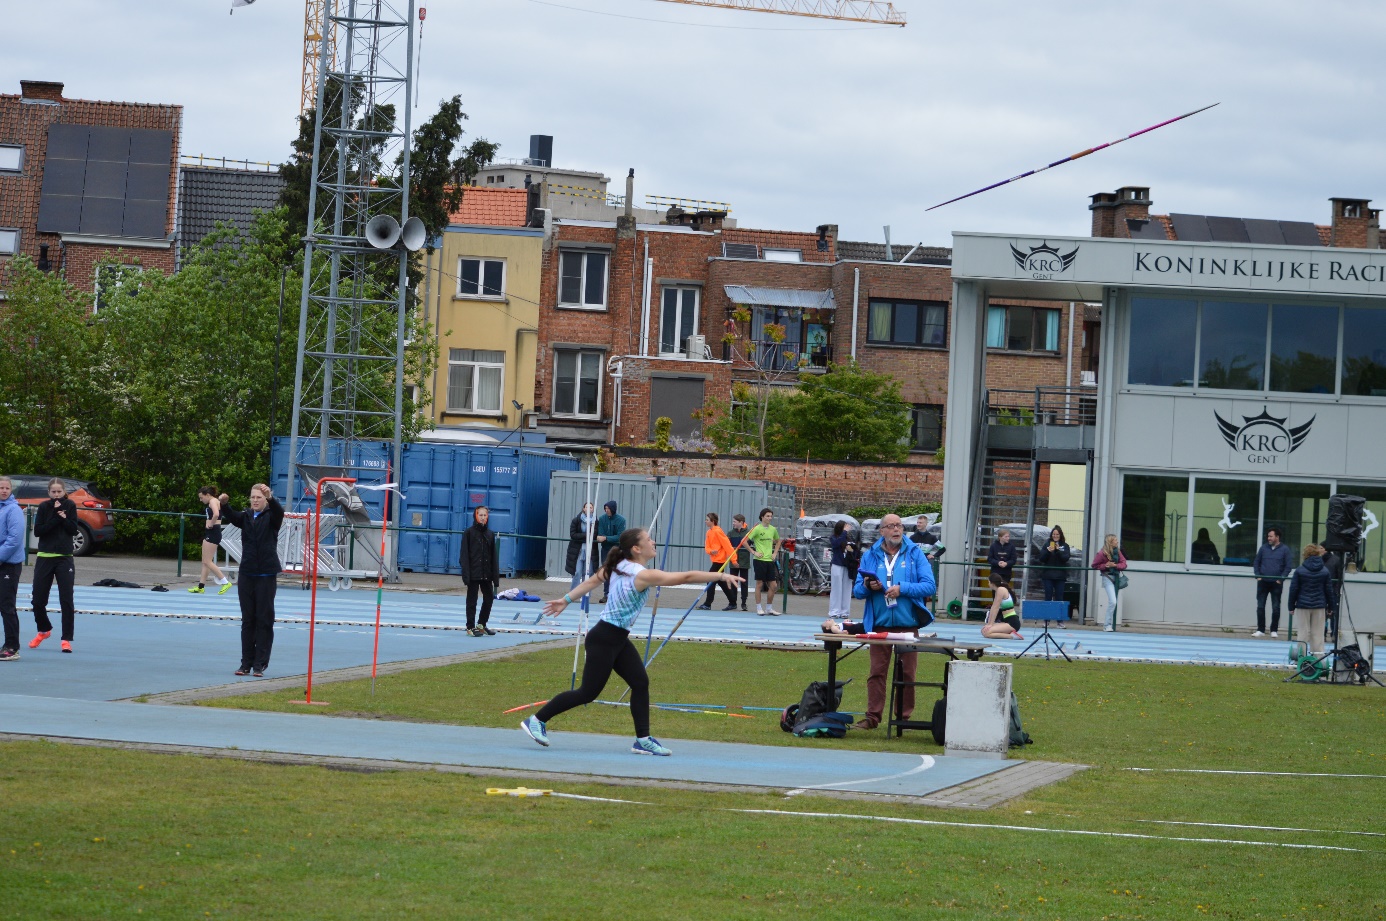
[777,362,912,462]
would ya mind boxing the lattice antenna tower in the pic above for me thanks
[287,0,416,514]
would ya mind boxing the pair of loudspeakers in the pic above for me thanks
[365,214,426,252]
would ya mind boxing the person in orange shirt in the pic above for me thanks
[698,512,739,611]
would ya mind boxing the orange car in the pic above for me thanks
[11,475,116,556]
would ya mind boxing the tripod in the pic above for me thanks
[1016,601,1071,661]
[1286,551,1384,687]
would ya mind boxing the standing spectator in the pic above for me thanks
[28,478,79,653]
[594,501,626,603]
[828,520,855,620]
[1288,544,1335,655]
[219,484,285,677]
[745,507,783,616]
[1253,526,1292,638]
[461,506,500,637]
[727,513,751,612]
[566,502,595,601]
[819,514,935,730]
[0,477,26,661]
[1190,527,1222,565]
[1037,526,1071,604]
[1091,533,1127,632]
[698,513,738,611]
[987,528,1018,586]
[189,486,232,595]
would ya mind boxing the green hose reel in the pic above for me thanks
[1287,641,1329,682]
[946,599,964,619]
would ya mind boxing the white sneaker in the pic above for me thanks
[1103,625,1115,632]
[1270,631,1278,638]
[1252,630,1265,637]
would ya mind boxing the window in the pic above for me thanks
[1342,307,1386,397]
[868,299,946,347]
[94,264,142,312]
[908,405,943,452]
[0,228,18,256]
[1128,297,1196,386]
[558,250,608,308]
[986,305,1059,352]
[0,145,21,173]
[1263,480,1330,551]
[1120,474,1189,563]
[1269,303,1337,394]
[446,349,505,414]
[1339,483,1386,573]
[458,257,504,298]
[553,349,602,417]
[762,248,802,263]
[659,287,700,355]
[1199,300,1267,390]
[1190,477,1260,566]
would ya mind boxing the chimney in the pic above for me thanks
[816,223,838,255]
[1329,197,1373,249]
[1111,186,1151,238]
[1088,191,1118,237]
[20,80,63,102]
[618,168,636,238]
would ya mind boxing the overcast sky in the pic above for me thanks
[6,1,1383,247]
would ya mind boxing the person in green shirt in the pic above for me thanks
[745,507,783,615]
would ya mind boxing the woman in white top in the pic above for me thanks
[522,527,742,757]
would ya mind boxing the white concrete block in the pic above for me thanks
[944,661,1012,759]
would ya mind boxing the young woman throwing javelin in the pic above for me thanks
[522,527,742,757]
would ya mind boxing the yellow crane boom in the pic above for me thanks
[301,0,337,113]
[652,0,905,25]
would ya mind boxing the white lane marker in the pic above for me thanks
[729,808,1369,853]
[1135,819,1384,838]
[1128,767,1386,780]
[784,755,935,797]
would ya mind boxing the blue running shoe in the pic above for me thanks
[631,736,671,757]
[521,715,549,747]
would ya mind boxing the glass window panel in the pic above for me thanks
[476,366,503,412]
[459,258,480,295]
[447,363,473,411]
[868,301,892,341]
[559,252,582,304]
[922,304,946,346]
[0,146,21,171]
[1263,480,1331,552]
[1043,309,1060,351]
[679,289,697,347]
[1129,296,1197,386]
[1269,304,1337,394]
[1120,474,1189,563]
[0,229,17,254]
[554,351,576,414]
[893,302,918,344]
[1191,477,1261,566]
[911,405,942,451]
[1341,307,1386,397]
[584,252,606,306]
[482,260,504,297]
[660,288,678,353]
[1200,301,1267,390]
[1339,483,1386,573]
[986,306,1006,349]
[475,350,504,364]
[577,352,600,415]
[1006,306,1033,351]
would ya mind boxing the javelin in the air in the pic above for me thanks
[926,103,1220,211]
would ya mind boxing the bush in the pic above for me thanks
[846,501,942,521]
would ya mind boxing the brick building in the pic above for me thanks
[0,80,181,303]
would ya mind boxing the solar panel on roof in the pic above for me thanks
[1279,221,1323,246]
[83,160,127,199]
[79,197,125,236]
[128,130,172,166]
[40,158,86,197]
[1169,213,1211,242]
[1242,219,1285,245]
[45,124,89,160]
[122,200,167,238]
[1127,219,1167,240]
[126,163,167,200]
[722,242,758,259]
[36,195,82,233]
[1206,216,1251,243]
[85,126,131,162]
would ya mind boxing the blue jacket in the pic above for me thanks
[1253,542,1293,579]
[0,495,25,565]
[852,537,935,631]
[1288,556,1336,613]
[596,511,626,541]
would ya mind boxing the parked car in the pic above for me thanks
[11,475,115,556]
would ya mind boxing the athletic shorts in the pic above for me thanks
[999,613,1022,632]
[204,526,223,546]
[753,560,780,584]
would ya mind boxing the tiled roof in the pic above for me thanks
[448,187,528,227]
[176,166,285,255]
[836,240,952,265]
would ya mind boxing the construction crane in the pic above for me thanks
[300,0,904,111]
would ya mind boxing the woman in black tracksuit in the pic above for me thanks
[29,478,79,652]
[460,506,500,636]
[219,483,285,677]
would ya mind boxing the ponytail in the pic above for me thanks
[601,528,647,582]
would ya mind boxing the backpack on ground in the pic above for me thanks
[1009,691,1033,748]
[781,679,853,737]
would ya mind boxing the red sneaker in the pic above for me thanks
[28,631,50,649]
[61,640,73,653]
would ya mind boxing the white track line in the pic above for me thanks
[785,755,936,796]
[1128,767,1386,780]
[729,808,1370,853]
[1135,819,1384,838]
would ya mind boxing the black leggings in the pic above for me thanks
[536,620,650,737]
[466,580,494,628]
[32,555,76,641]
[729,567,749,604]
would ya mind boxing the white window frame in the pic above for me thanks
[552,348,604,419]
[762,248,803,263]
[0,145,22,173]
[0,228,19,256]
[446,348,506,415]
[457,256,506,299]
[558,249,609,309]
[658,286,701,356]
[94,263,142,313]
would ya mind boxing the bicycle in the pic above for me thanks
[788,539,833,595]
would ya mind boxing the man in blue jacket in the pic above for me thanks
[0,477,27,661]
[821,514,935,730]
[1253,527,1292,637]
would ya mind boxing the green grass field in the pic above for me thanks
[5,644,1385,920]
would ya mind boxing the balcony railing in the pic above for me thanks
[746,341,834,373]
